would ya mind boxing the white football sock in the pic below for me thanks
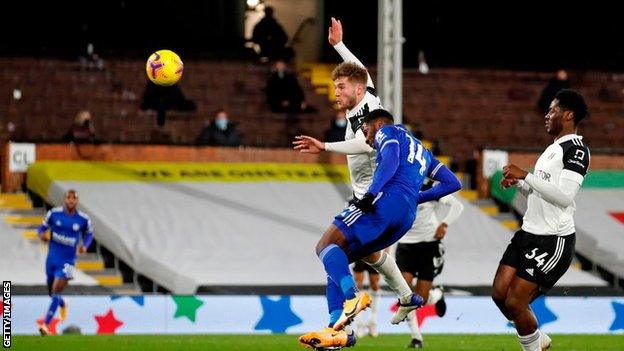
[368,288,380,324]
[406,310,423,340]
[426,287,443,305]
[368,252,412,304]
[518,329,541,351]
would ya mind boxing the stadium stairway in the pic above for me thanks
[0,193,140,294]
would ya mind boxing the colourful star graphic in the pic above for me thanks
[36,317,61,335]
[609,301,624,331]
[415,304,439,327]
[111,295,145,306]
[254,295,302,333]
[507,296,557,328]
[94,309,124,334]
[172,296,204,323]
[609,212,624,225]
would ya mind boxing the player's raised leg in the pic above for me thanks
[363,251,423,324]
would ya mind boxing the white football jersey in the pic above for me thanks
[345,88,382,199]
[522,134,590,236]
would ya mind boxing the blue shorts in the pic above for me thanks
[45,256,76,283]
[332,191,416,261]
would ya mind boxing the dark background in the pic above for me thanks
[3,1,623,71]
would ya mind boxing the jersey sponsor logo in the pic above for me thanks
[526,268,534,276]
[51,232,77,247]
[535,169,551,182]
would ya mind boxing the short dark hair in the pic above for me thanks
[555,89,588,125]
[362,109,394,124]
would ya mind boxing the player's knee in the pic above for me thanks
[491,289,506,304]
[504,295,524,318]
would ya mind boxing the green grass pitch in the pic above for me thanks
[10,334,623,351]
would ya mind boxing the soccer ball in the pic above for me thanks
[145,50,184,86]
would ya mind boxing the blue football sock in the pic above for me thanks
[328,309,343,328]
[319,244,357,299]
[45,294,62,325]
[326,276,345,327]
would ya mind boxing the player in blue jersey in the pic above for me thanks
[299,109,461,350]
[36,189,94,335]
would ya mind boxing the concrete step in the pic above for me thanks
[479,205,499,216]
[459,190,478,201]
[499,219,520,231]
[108,283,143,295]
[87,269,124,286]
[76,253,105,271]
[4,215,43,227]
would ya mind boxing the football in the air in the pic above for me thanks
[145,49,184,86]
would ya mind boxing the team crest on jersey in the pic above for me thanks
[375,130,387,145]
[72,223,80,231]
[55,220,61,226]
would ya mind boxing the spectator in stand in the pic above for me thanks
[537,69,570,114]
[196,110,243,147]
[140,81,197,126]
[251,6,289,61]
[63,110,97,144]
[324,110,348,142]
[266,59,309,113]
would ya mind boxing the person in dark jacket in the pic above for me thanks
[537,70,570,114]
[251,6,289,60]
[266,60,307,113]
[196,110,242,147]
[324,110,347,142]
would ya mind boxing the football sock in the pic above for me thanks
[427,287,443,305]
[328,309,343,328]
[326,276,345,328]
[406,310,423,340]
[368,252,412,304]
[518,329,541,351]
[368,288,380,323]
[44,294,62,325]
[319,244,357,299]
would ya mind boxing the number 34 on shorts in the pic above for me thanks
[523,245,562,275]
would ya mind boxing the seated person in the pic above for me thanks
[324,110,347,142]
[140,82,196,126]
[63,110,97,143]
[196,110,242,147]
[266,60,308,113]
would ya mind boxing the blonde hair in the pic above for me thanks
[331,62,368,86]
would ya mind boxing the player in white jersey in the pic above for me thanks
[293,17,419,332]
[494,89,590,351]
[395,180,464,348]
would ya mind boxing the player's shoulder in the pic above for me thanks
[363,90,382,109]
[559,135,589,151]
[375,124,399,145]
[49,206,63,214]
[77,210,91,221]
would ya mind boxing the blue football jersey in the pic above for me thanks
[373,124,434,207]
[41,207,93,260]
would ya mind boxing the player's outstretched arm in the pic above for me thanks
[418,159,462,204]
[293,131,373,155]
[329,17,374,88]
